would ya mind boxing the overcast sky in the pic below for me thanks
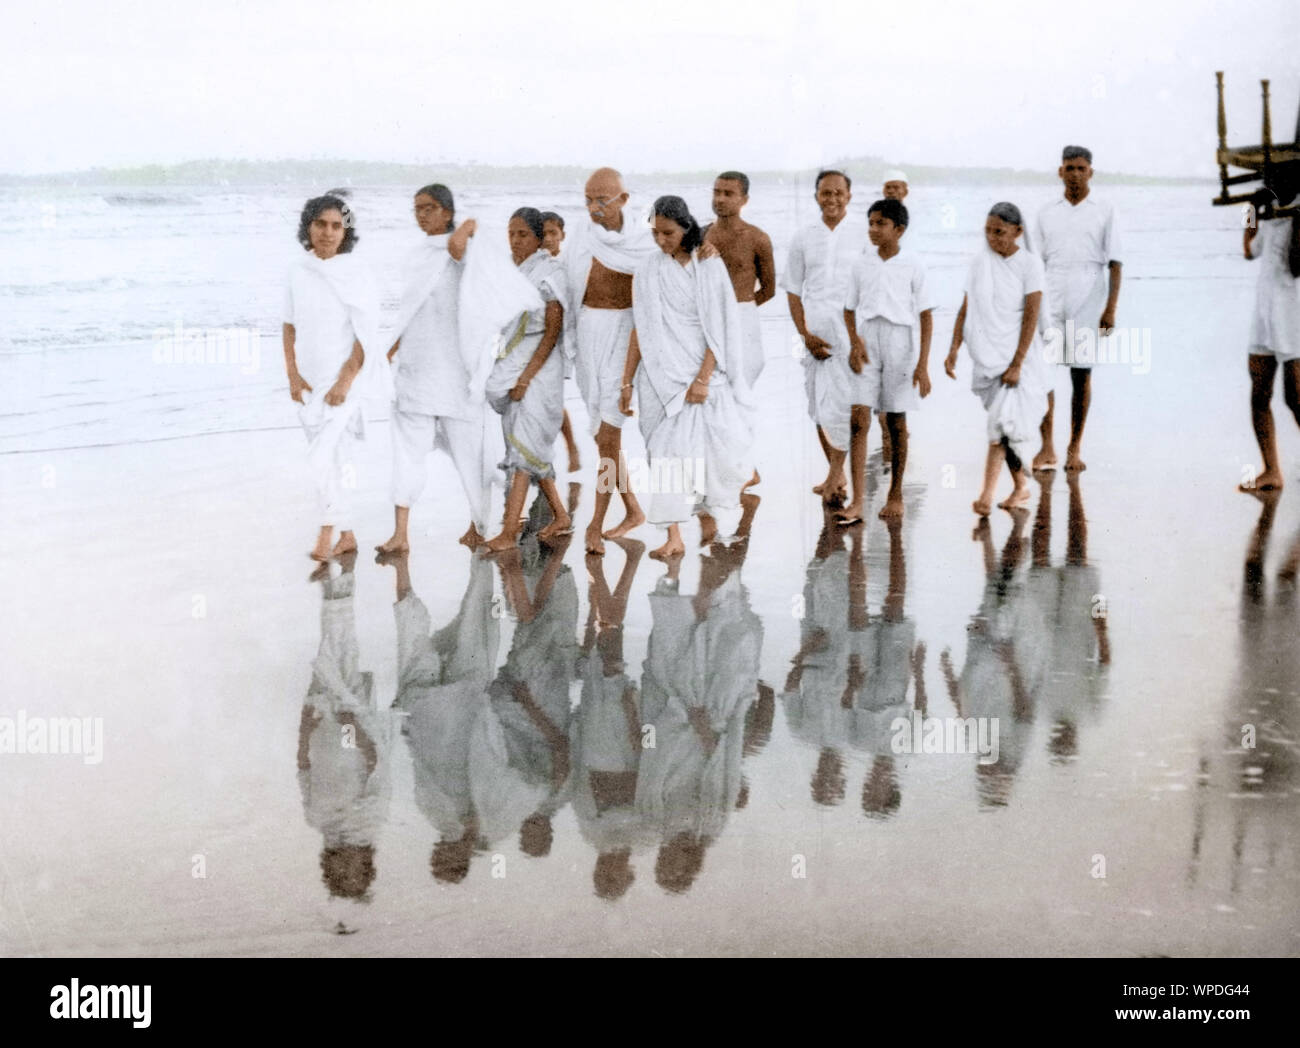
[4,0,1298,177]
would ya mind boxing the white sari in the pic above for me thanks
[631,252,755,525]
[485,250,568,479]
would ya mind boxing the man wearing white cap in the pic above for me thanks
[882,169,909,202]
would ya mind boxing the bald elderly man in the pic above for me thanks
[564,168,657,555]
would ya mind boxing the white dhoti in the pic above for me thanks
[574,306,634,435]
[801,298,854,451]
[390,407,498,533]
[299,394,363,531]
[643,387,752,527]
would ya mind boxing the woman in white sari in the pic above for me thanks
[943,202,1048,516]
[482,208,573,551]
[619,196,755,561]
[282,194,379,561]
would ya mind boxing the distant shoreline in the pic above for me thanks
[0,157,1211,188]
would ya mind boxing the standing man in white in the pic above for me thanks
[782,170,867,506]
[1032,146,1123,474]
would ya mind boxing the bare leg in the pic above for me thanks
[698,513,718,546]
[838,405,870,522]
[1033,389,1058,471]
[375,506,411,554]
[736,491,761,539]
[537,477,573,543]
[878,411,892,472]
[561,410,581,473]
[484,471,531,552]
[597,423,645,543]
[1241,354,1283,493]
[1064,367,1091,472]
[878,412,907,520]
[649,523,685,561]
[998,438,1032,510]
[974,442,1003,516]
[311,526,334,561]
[812,426,847,502]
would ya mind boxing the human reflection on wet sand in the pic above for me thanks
[297,554,392,927]
[1031,473,1110,764]
[941,510,1035,809]
[941,475,1110,808]
[384,550,498,886]
[784,485,924,818]
[470,529,579,862]
[1188,493,1300,892]
[636,542,764,894]
[570,539,647,899]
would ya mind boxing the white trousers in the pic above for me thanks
[391,408,497,532]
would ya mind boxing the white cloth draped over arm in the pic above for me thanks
[458,231,544,402]
[298,252,384,404]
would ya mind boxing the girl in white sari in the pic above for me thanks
[482,208,573,551]
[943,202,1048,516]
[282,194,379,561]
[619,196,755,561]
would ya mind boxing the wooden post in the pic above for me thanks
[1216,71,1229,202]
[1262,79,1274,216]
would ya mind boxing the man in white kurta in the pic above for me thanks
[782,171,866,500]
[1031,146,1123,473]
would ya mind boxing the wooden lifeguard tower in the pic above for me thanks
[1214,71,1300,217]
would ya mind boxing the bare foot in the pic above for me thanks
[1063,450,1086,473]
[649,537,685,561]
[878,496,904,520]
[603,508,645,539]
[585,524,606,556]
[998,487,1032,510]
[332,531,357,557]
[374,549,407,567]
[698,513,718,546]
[459,523,485,549]
[972,498,993,517]
[308,561,331,583]
[835,500,864,525]
[482,532,519,553]
[375,534,409,554]
[1239,468,1283,493]
[538,513,573,544]
[1032,449,1057,471]
[310,530,333,562]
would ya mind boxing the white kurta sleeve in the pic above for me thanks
[1102,203,1122,264]
[781,231,807,296]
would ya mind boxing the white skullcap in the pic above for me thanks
[882,169,909,184]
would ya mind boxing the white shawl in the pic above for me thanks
[563,209,657,353]
[294,251,385,404]
[392,229,544,404]
[632,252,753,420]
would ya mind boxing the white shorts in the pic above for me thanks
[855,316,919,414]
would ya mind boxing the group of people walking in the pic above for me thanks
[280,150,1141,563]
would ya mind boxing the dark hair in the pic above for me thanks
[868,198,909,228]
[716,170,750,195]
[510,206,545,241]
[415,183,455,228]
[540,211,564,229]
[297,194,358,253]
[1062,145,1092,163]
[651,195,704,252]
[815,169,852,192]
[988,201,1024,227]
